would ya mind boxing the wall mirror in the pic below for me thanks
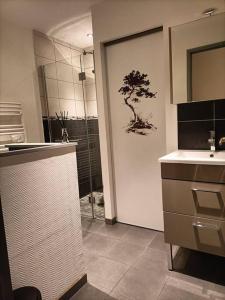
[170,12,225,104]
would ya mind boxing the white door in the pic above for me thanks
[105,29,165,230]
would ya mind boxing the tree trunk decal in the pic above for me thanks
[118,70,157,135]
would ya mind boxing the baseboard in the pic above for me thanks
[59,274,87,300]
[105,217,117,225]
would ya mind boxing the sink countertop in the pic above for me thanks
[159,150,225,165]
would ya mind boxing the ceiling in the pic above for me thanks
[0,0,104,48]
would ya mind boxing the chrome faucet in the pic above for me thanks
[219,137,225,146]
[208,130,215,151]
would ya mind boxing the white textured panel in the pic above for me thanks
[0,151,85,300]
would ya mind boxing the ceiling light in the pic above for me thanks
[203,8,216,16]
[87,33,93,38]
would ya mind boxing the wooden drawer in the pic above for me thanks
[161,163,225,183]
[164,212,225,257]
[162,179,225,220]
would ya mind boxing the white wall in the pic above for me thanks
[0,19,44,142]
[91,0,225,220]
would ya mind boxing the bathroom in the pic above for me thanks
[0,0,225,299]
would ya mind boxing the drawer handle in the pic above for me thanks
[192,221,220,231]
[192,188,220,195]
[191,188,224,214]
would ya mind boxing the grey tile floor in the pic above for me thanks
[72,217,225,300]
[71,283,116,300]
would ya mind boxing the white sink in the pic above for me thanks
[159,150,225,165]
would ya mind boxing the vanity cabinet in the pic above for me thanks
[161,162,225,266]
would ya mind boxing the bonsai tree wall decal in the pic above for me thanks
[118,70,157,135]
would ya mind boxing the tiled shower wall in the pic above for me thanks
[33,31,102,198]
[34,31,83,118]
[33,31,97,118]
[178,99,225,150]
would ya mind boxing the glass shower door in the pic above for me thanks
[79,51,104,220]
[39,50,104,220]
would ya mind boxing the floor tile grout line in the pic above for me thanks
[85,229,127,241]
[85,250,131,269]
[83,232,122,248]
[110,263,170,299]
[86,253,131,296]
[85,238,152,297]
[156,275,170,300]
[84,222,160,244]
[109,263,134,296]
[102,242,148,268]
[146,232,159,248]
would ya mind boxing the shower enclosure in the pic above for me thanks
[38,45,104,220]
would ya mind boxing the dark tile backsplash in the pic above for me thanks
[178,120,214,150]
[215,101,225,119]
[178,101,214,121]
[215,120,225,150]
[178,99,225,150]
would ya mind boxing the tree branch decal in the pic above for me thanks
[118,70,157,135]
